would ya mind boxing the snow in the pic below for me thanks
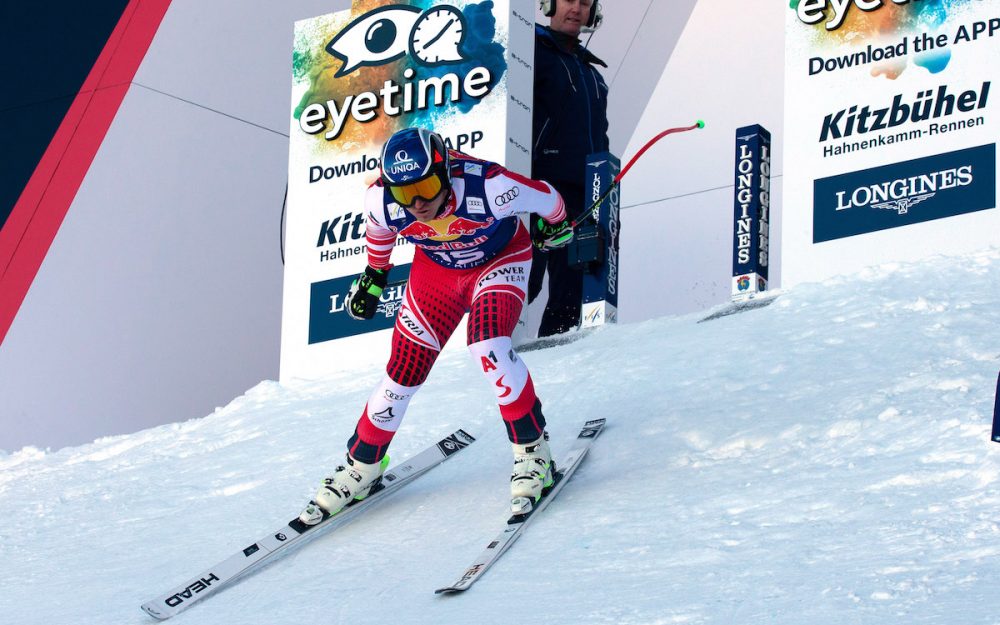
[2,247,1000,625]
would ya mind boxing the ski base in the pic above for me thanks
[435,418,606,594]
[141,429,475,620]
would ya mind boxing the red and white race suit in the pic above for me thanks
[346,152,566,462]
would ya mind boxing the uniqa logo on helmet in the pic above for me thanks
[298,4,496,142]
[388,149,422,176]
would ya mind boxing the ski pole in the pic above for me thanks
[570,120,705,229]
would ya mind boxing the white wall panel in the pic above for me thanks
[619,0,785,320]
[1,86,286,450]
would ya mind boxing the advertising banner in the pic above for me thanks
[731,125,771,300]
[579,152,621,328]
[783,1,999,287]
[281,0,534,380]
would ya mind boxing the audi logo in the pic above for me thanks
[494,187,520,205]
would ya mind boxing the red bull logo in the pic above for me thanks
[398,216,494,241]
[446,217,494,237]
[397,221,439,240]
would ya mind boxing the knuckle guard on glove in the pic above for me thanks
[346,266,390,320]
[532,218,574,250]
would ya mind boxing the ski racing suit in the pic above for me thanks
[345,152,567,464]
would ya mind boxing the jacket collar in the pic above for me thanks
[535,24,608,68]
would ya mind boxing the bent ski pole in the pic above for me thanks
[570,120,705,229]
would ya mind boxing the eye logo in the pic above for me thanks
[327,4,469,77]
[326,5,421,77]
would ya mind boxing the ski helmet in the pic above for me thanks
[380,127,451,207]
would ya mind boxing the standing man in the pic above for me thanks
[299,128,574,524]
[528,0,610,337]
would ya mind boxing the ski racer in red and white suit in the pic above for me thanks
[299,128,574,524]
[349,151,568,462]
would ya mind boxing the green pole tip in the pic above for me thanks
[696,120,705,128]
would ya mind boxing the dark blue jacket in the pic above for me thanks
[531,25,610,189]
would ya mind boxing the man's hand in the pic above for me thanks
[346,266,391,320]
[533,217,574,250]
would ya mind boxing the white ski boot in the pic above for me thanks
[510,434,554,515]
[299,454,389,525]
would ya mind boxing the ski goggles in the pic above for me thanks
[387,172,446,207]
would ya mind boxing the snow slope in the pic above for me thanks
[2,248,999,625]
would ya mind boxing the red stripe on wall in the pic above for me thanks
[0,0,172,344]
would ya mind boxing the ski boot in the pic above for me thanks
[509,433,555,515]
[299,454,389,525]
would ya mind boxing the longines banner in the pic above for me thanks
[281,0,534,380]
[782,1,999,287]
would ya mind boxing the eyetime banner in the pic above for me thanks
[281,0,534,381]
[782,1,999,288]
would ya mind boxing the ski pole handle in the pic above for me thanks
[570,120,704,229]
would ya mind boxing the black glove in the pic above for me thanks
[345,266,390,320]
[532,217,574,250]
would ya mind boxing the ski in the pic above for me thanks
[698,292,780,323]
[434,418,606,594]
[141,429,476,620]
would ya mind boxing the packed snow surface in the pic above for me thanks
[2,248,1000,625]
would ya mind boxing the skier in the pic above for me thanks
[300,127,574,524]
